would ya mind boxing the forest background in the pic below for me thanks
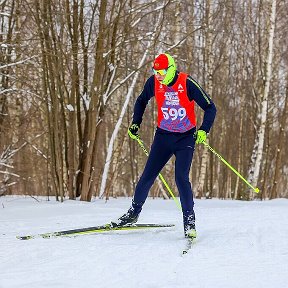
[1,0,287,202]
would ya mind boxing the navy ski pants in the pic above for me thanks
[133,128,196,217]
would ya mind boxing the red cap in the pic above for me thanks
[153,54,169,70]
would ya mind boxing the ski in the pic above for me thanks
[16,223,175,240]
[182,238,196,255]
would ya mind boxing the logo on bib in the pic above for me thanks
[164,91,179,106]
[178,84,184,93]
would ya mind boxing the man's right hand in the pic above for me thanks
[128,124,140,140]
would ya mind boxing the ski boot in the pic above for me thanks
[183,211,197,239]
[111,200,143,228]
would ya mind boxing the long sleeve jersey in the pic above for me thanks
[132,71,217,133]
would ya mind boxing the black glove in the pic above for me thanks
[128,124,140,139]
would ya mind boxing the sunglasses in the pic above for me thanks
[152,65,171,76]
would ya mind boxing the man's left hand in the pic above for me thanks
[195,130,207,144]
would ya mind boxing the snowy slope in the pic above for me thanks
[1,196,288,288]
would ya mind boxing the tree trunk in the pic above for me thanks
[270,74,288,199]
[79,0,107,201]
[197,0,214,199]
[247,0,277,198]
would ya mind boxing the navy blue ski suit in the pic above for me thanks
[131,71,216,218]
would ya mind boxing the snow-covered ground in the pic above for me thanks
[1,196,288,288]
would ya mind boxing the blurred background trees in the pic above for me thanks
[1,0,287,201]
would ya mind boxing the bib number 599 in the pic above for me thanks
[161,107,186,121]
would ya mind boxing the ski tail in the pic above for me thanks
[182,237,196,255]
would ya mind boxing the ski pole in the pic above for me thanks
[135,136,182,210]
[202,141,260,193]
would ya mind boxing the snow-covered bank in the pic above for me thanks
[1,196,288,288]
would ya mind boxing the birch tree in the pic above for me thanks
[247,0,277,198]
[196,0,214,198]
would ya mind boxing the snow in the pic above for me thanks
[80,93,90,111]
[1,196,288,288]
[66,104,75,112]
[0,12,10,17]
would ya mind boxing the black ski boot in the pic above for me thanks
[183,211,197,239]
[111,207,139,228]
[111,200,143,228]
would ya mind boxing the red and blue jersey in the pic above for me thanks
[132,71,216,134]
[155,72,196,133]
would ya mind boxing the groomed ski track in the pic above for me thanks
[1,197,288,288]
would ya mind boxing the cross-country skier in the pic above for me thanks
[112,53,217,239]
